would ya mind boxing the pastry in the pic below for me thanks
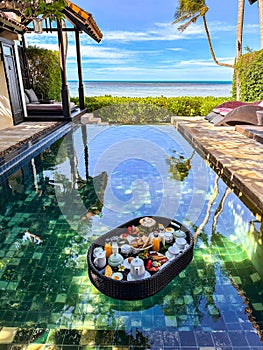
[104,265,113,277]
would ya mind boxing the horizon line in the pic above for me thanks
[67,80,232,83]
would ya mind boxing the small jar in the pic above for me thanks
[111,236,119,254]
[104,238,112,258]
[152,232,160,252]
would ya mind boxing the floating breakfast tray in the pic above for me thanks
[87,216,194,300]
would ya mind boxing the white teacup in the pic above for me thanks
[168,245,180,256]
[175,238,187,250]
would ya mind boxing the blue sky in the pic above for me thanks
[25,0,261,81]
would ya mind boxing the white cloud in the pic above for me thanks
[103,22,205,42]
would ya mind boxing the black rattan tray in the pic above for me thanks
[87,216,194,300]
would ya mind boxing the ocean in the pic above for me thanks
[68,81,232,98]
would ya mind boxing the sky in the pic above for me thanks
[25,0,262,82]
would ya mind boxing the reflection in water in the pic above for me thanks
[168,150,195,181]
[0,125,262,346]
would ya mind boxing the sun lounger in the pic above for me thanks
[206,100,263,126]
[24,88,77,115]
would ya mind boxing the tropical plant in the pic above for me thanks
[25,46,61,100]
[173,0,233,68]
[0,0,66,21]
[257,0,263,48]
[232,49,263,101]
[236,0,245,99]
[69,95,231,123]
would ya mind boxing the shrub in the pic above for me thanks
[25,46,61,100]
[72,95,231,124]
[233,49,263,102]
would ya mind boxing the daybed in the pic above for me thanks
[24,88,77,115]
[206,100,263,126]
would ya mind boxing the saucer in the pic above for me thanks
[123,258,133,269]
[165,251,175,260]
[127,271,151,281]
[165,227,174,234]
[112,272,123,281]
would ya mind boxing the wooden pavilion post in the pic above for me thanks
[75,27,85,109]
[57,19,71,118]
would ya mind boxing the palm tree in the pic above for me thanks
[257,0,263,48]
[173,0,233,68]
[236,0,245,99]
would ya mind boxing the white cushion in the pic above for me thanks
[25,88,39,103]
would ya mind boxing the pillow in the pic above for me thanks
[25,88,39,103]
[24,92,29,104]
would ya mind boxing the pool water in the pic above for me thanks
[0,124,262,349]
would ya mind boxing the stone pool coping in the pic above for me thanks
[0,121,66,157]
[172,116,263,219]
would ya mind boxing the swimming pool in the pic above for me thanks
[0,124,262,348]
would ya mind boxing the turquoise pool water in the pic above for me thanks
[0,124,262,348]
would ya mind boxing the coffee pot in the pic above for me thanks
[94,250,106,269]
[130,256,145,278]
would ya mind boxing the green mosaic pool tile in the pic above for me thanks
[231,276,242,285]
[183,295,194,305]
[32,252,43,260]
[7,282,19,291]
[10,227,21,235]
[8,258,21,267]
[0,281,8,290]
[4,236,16,245]
[250,272,262,283]
[193,286,203,295]
[252,303,263,311]
[55,294,67,303]
[21,214,30,219]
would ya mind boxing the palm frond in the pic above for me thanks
[177,15,200,32]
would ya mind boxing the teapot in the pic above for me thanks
[130,256,145,278]
[94,250,106,269]
[108,253,124,267]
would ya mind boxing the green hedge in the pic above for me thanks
[25,46,61,100]
[233,49,263,101]
[71,95,230,124]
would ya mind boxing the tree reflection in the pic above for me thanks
[167,150,195,181]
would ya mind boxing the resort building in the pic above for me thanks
[0,0,102,130]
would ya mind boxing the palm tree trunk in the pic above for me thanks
[258,0,263,48]
[236,0,245,100]
[202,16,234,68]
